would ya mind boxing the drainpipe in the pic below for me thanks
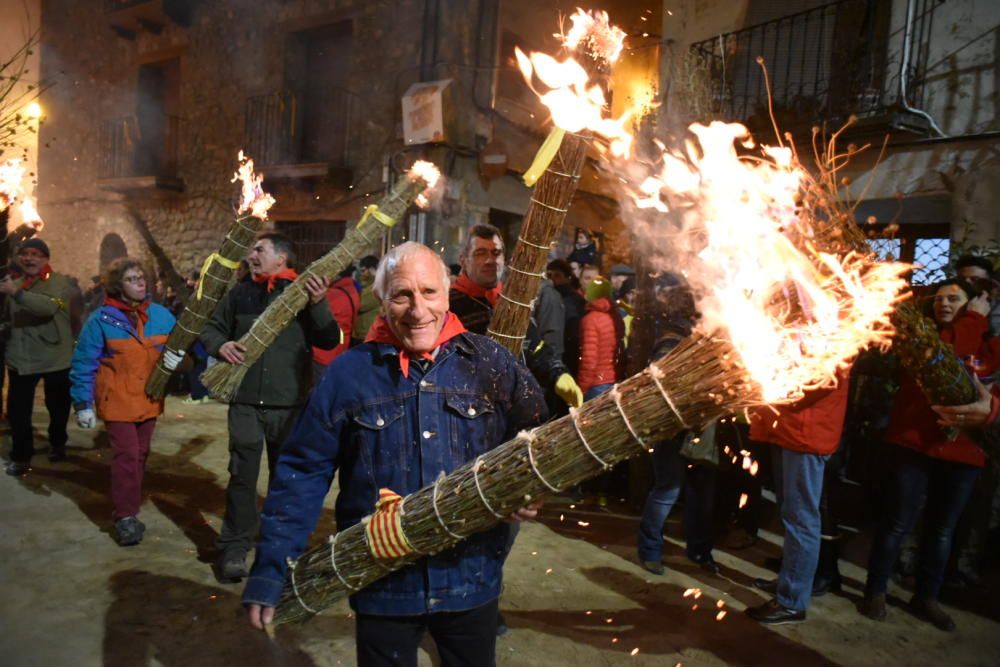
[898,0,946,137]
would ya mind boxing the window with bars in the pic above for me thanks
[274,221,347,269]
[912,237,950,286]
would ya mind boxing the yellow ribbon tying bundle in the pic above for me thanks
[357,204,397,230]
[364,488,415,560]
[196,252,241,300]
[522,127,566,186]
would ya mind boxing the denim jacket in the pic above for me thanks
[243,330,547,615]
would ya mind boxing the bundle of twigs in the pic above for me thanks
[273,332,759,624]
[201,161,440,401]
[145,152,274,398]
[486,11,623,355]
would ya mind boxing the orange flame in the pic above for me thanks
[231,151,275,219]
[623,122,908,403]
[18,198,43,231]
[0,159,26,211]
[407,160,441,209]
[516,10,636,157]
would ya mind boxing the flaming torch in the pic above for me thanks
[0,159,45,277]
[145,151,275,398]
[268,121,909,625]
[486,9,633,353]
[200,160,441,401]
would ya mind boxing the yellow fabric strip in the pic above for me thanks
[357,204,397,230]
[522,127,566,187]
[364,488,415,560]
[196,252,241,300]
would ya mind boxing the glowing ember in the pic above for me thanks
[563,9,627,62]
[630,648,640,656]
[716,610,727,621]
[231,151,276,219]
[577,520,590,527]
[624,121,908,403]
[739,493,749,509]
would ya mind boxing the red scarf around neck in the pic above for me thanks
[17,264,52,291]
[452,273,502,307]
[105,296,150,325]
[253,268,299,293]
[365,313,467,378]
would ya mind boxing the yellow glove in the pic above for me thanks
[555,373,584,408]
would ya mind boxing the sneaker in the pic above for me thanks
[861,592,887,621]
[746,598,805,625]
[5,461,28,476]
[218,552,249,582]
[114,516,144,546]
[48,447,66,462]
[910,596,956,632]
[181,396,211,405]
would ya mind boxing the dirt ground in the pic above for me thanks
[2,396,999,666]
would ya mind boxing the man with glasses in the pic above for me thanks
[0,239,75,475]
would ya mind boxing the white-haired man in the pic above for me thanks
[242,242,548,665]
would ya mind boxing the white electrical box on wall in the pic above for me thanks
[401,79,452,145]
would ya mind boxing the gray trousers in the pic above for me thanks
[217,403,301,556]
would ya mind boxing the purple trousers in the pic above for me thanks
[106,419,157,519]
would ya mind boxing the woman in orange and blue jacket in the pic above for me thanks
[70,258,176,546]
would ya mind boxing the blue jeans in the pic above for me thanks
[866,446,980,600]
[637,434,716,562]
[775,448,829,612]
[584,383,613,401]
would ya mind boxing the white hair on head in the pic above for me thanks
[373,241,451,301]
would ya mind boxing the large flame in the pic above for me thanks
[0,159,26,210]
[407,160,442,210]
[232,151,276,219]
[515,9,635,157]
[18,198,44,231]
[625,122,908,403]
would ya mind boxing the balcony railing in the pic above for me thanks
[99,114,180,180]
[244,89,353,171]
[691,0,932,133]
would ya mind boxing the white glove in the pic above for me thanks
[162,349,186,371]
[77,408,96,429]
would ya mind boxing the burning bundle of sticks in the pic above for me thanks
[145,152,274,398]
[0,159,44,276]
[201,160,441,401]
[270,118,909,624]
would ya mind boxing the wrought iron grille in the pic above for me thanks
[99,114,180,179]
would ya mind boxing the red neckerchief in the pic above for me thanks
[365,313,467,378]
[16,264,52,291]
[252,268,299,293]
[105,296,150,325]
[452,273,502,307]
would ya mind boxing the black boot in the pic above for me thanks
[812,537,842,597]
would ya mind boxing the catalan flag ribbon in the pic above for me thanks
[364,488,415,560]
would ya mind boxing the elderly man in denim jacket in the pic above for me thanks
[243,242,547,666]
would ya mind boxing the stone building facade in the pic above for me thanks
[35,0,659,285]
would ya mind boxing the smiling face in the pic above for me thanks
[16,247,47,277]
[381,251,450,354]
[933,284,969,325]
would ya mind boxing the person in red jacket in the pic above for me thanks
[862,278,993,631]
[311,265,359,382]
[577,276,624,400]
[745,370,851,625]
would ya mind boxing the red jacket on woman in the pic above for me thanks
[750,370,851,455]
[577,297,621,393]
[884,310,993,468]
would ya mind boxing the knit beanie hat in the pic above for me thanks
[17,238,50,257]
[585,276,613,302]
